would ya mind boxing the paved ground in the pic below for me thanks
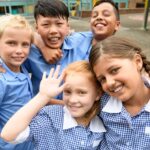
[69,13,150,59]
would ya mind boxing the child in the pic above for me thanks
[89,36,150,149]
[0,0,120,100]
[37,0,120,64]
[29,0,120,97]
[1,61,106,150]
[24,0,93,97]
[0,15,34,150]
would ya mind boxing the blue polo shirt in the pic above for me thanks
[99,80,150,150]
[25,32,93,97]
[0,61,34,150]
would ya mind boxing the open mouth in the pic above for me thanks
[48,37,60,43]
[110,85,123,93]
[95,22,106,29]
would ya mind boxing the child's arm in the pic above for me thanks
[34,32,63,64]
[47,99,64,105]
[1,67,65,142]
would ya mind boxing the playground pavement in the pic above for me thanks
[69,13,150,60]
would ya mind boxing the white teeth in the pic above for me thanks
[49,37,59,42]
[113,86,122,93]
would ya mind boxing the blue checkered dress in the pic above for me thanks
[28,105,105,150]
[98,79,150,150]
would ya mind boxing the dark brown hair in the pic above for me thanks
[89,36,150,77]
[93,0,120,20]
[34,0,69,21]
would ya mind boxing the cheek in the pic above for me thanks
[37,27,47,36]
[63,94,69,102]
[61,27,69,36]
[24,49,30,56]
[100,83,107,92]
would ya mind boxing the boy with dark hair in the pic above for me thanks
[0,0,120,101]
[38,0,120,64]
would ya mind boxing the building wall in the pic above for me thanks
[0,0,37,15]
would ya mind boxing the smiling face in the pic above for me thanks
[90,2,120,41]
[36,15,69,49]
[0,27,31,72]
[63,72,100,120]
[93,54,143,103]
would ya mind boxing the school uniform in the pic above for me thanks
[13,105,106,150]
[24,32,93,96]
[99,80,150,150]
[0,61,34,150]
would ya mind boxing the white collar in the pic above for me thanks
[102,94,150,114]
[145,100,150,112]
[102,96,122,113]
[63,106,106,133]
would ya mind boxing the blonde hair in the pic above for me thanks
[64,60,102,125]
[0,14,34,43]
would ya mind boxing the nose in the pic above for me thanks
[106,76,115,88]
[69,94,78,104]
[96,13,103,21]
[48,25,58,34]
[15,46,23,54]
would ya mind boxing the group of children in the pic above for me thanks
[0,0,150,150]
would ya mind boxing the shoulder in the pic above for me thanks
[63,31,93,54]
[31,105,64,128]
[67,31,93,41]
[29,44,42,57]
[40,105,64,117]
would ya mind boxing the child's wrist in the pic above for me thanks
[37,93,52,104]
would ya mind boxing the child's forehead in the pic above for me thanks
[93,2,115,12]
[36,15,68,21]
[65,72,94,82]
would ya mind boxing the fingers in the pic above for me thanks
[0,65,6,73]
[49,68,55,78]
[53,65,60,78]
[48,50,63,64]
[42,72,47,80]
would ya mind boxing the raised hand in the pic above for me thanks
[39,66,65,100]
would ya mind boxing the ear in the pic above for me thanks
[114,21,120,33]
[134,53,143,72]
[67,23,72,36]
[35,23,39,33]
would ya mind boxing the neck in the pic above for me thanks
[76,101,99,127]
[92,36,106,46]
[123,82,150,116]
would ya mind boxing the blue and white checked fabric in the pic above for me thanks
[29,105,105,150]
[98,79,150,150]
[13,105,105,150]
